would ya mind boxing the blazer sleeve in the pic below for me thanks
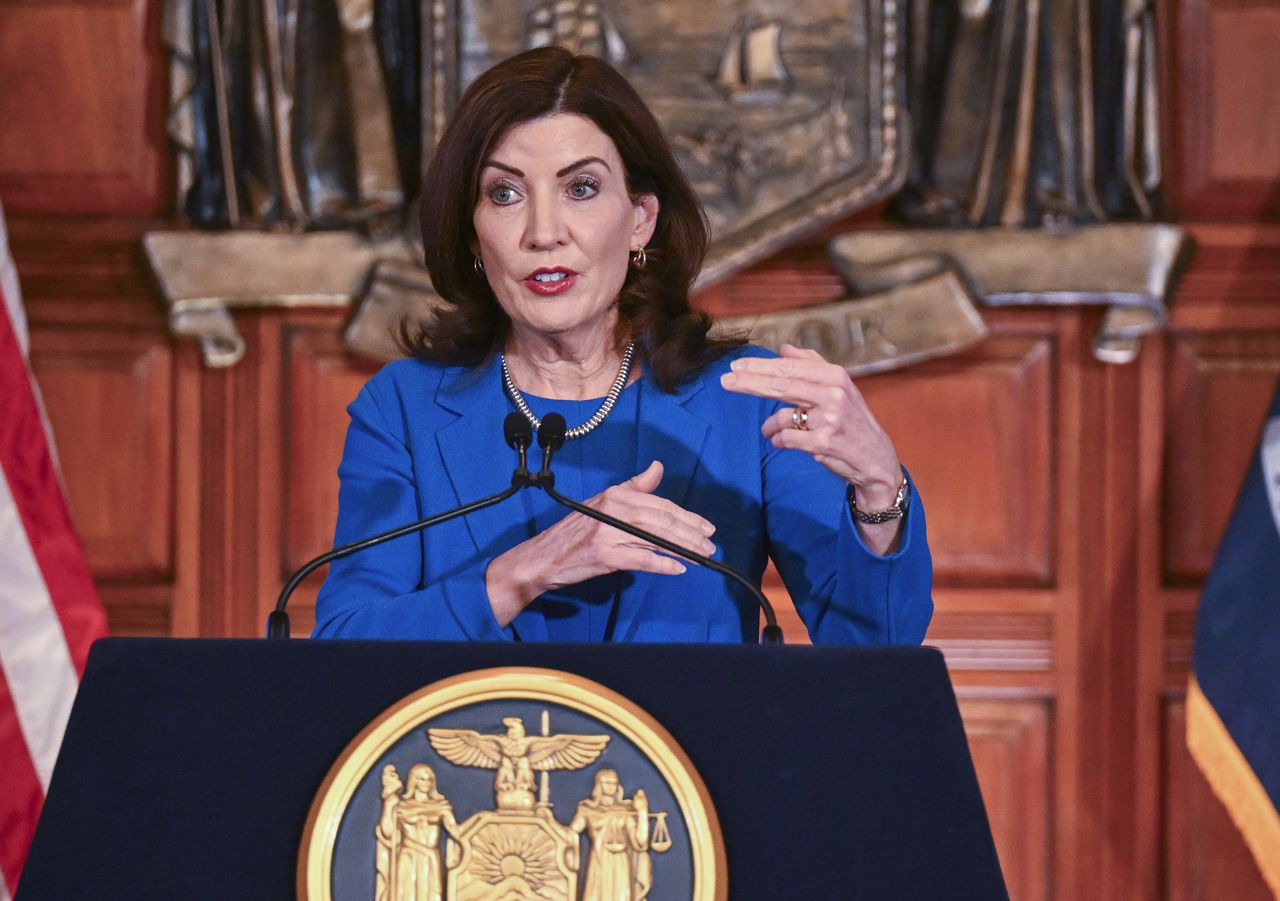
[311,378,513,641]
[760,429,933,646]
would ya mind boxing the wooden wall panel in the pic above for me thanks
[862,329,1055,587]
[928,613,1054,673]
[0,0,163,214]
[960,697,1052,901]
[25,322,177,635]
[1162,332,1280,583]
[1170,0,1280,218]
[28,329,172,581]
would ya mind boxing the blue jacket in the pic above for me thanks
[313,347,932,644]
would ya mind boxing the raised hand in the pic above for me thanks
[485,461,716,625]
[719,344,906,553]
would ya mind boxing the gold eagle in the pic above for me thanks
[427,717,610,811]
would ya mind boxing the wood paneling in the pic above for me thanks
[28,328,172,582]
[929,613,1054,672]
[1170,0,1280,218]
[1162,332,1280,583]
[960,697,1052,901]
[862,328,1055,587]
[0,0,163,214]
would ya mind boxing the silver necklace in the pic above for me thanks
[501,343,635,440]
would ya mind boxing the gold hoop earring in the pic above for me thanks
[631,247,647,270]
[473,255,485,273]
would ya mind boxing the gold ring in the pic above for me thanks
[791,407,810,430]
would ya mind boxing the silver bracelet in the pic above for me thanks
[849,474,909,525]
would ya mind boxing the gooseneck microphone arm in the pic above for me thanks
[265,415,536,639]
[269,412,785,644]
[531,413,785,645]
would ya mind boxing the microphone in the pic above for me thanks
[532,414,785,644]
[504,413,534,485]
[265,413,533,639]
[533,411,566,486]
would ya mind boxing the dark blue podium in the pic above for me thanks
[18,639,1007,899]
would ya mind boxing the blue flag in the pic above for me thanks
[1188,377,1280,896]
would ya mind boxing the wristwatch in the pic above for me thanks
[849,474,910,525]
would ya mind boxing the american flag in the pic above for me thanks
[0,199,108,899]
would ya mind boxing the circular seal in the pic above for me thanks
[300,667,726,900]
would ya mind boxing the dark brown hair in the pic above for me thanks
[405,46,742,391]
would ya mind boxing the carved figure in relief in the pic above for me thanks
[375,763,460,901]
[570,770,656,901]
[429,718,610,812]
[896,0,1162,227]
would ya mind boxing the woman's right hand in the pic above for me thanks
[484,460,716,626]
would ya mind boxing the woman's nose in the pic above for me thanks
[521,194,568,251]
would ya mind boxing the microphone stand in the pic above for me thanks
[266,485,521,639]
[527,414,785,644]
[268,412,786,644]
[265,418,535,639]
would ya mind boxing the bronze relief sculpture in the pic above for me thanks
[151,0,1184,372]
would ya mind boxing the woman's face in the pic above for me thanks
[472,113,658,348]
[408,767,433,795]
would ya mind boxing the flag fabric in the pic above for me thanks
[1187,376,1280,896]
[0,200,109,900]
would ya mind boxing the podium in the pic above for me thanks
[19,639,1007,899]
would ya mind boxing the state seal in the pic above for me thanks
[300,667,725,900]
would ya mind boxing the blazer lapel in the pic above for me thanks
[612,373,711,641]
[432,358,548,642]
[433,359,525,552]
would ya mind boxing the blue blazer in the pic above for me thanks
[312,347,933,644]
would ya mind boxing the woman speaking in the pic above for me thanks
[313,47,932,644]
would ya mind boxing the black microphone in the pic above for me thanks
[533,414,786,644]
[504,413,534,486]
[266,413,533,639]
[534,411,566,486]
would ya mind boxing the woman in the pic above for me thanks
[570,769,652,900]
[313,46,931,644]
[375,764,457,901]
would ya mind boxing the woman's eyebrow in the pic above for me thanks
[479,156,612,178]
[557,156,611,177]
[480,160,523,176]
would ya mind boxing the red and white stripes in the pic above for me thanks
[0,202,107,898]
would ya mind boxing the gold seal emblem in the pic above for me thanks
[299,667,725,900]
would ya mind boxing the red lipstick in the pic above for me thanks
[523,267,578,296]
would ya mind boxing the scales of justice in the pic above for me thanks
[374,712,673,901]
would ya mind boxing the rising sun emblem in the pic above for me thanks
[458,823,564,899]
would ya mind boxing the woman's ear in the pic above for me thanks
[632,193,659,247]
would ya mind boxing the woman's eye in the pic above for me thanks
[568,177,600,199]
[486,182,518,205]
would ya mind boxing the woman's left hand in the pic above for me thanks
[719,344,904,513]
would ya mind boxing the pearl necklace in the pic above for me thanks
[501,343,635,440]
